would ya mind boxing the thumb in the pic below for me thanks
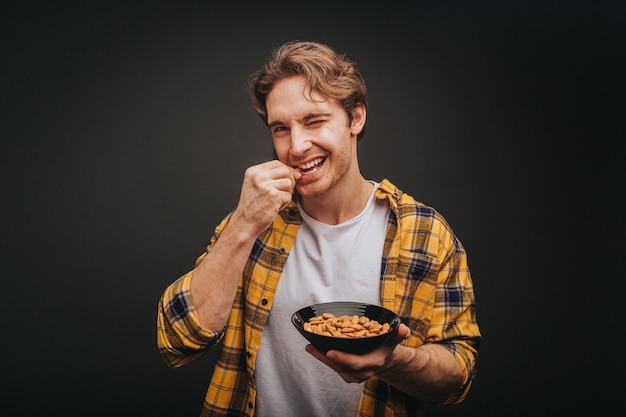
[387,323,411,346]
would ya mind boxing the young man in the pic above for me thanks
[157,40,480,417]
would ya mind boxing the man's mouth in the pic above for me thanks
[295,157,326,175]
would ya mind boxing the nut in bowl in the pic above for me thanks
[291,301,401,354]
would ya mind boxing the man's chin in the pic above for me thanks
[296,188,327,200]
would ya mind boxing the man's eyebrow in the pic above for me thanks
[267,120,283,129]
[268,113,332,129]
[303,112,332,121]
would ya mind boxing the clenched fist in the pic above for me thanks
[231,160,302,238]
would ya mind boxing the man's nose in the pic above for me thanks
[290,127,312,155]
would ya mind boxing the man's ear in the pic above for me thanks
[350,103,366,136]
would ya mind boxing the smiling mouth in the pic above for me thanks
[295,157,326,175]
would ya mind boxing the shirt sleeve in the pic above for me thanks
[156,270,225,368]
[427,216,481,405]
[156,214,233,368]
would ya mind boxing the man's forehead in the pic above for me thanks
[267,88,335,120]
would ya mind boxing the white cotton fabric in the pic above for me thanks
[254,182,390,417]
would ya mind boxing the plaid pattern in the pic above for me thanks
[157,179,480,417]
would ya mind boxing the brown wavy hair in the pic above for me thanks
[249,40,368,141]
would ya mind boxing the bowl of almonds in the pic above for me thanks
[291,301,401,354]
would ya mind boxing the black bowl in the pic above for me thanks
[291,301,401,354]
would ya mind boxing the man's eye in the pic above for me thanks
[308,120,324,126]
[273,126,287,133]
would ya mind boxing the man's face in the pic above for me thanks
[266,76,365,198]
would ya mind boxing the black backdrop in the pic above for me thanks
[2,1,622,416]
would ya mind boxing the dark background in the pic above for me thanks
[2,1,623,416]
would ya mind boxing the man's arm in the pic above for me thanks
[189,160,301,331]
[377,333,464,402]
[305,324,464,403]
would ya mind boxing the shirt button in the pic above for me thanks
[247,351,252,358]
[261,299,268,305]
[278,247,286,254]
[288,209,296,217]
[248,401,254,409]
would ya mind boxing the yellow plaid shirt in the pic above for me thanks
[157,179,480,417]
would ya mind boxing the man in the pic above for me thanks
[157,40,480,416]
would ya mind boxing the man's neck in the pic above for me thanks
[298,177,374,225]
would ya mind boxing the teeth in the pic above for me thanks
[300,157,324,170]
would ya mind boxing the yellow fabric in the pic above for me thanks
[157,179,481,416]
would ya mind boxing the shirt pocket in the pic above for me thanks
[394,249,441,341]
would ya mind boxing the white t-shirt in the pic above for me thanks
[254,182,391,417]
